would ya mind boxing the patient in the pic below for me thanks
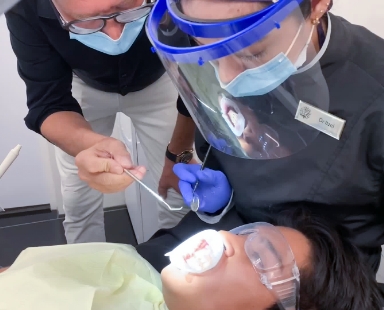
[0,208,381,310]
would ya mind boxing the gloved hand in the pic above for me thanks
[173,163,232,213]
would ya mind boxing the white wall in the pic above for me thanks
[0,15,52,210]
[331,0,384,38]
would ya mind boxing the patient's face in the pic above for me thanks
[161,227,311,310]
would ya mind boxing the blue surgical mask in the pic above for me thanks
[214,24,315,97]
[69,16,147,56]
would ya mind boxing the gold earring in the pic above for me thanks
[311,17,320,25]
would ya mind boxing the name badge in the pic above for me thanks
[294,101,346,140]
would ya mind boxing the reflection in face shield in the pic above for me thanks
[219,94,246,136]
[219,94,291,159]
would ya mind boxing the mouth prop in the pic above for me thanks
[165,230,225,274]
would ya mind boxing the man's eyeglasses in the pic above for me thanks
[50,0,155,35]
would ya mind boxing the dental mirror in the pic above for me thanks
[190,145,212,212]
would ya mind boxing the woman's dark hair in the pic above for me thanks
[266,208,382,310]
[298,0,312,18]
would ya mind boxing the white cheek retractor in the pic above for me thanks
[165,230,225,274]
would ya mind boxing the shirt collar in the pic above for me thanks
[295,13,332,75]
[37,0,57,19]
[319,13,353,71]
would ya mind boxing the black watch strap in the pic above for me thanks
[166,146,178,162]
[166,145,194,163]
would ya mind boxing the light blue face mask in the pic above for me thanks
[214,24,314,97]
[69,16,147,56]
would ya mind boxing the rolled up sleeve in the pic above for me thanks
[5,7,82,135]
[177,96,191,117]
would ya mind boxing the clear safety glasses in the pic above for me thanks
[166,223,300,310]
[232,223,300,310]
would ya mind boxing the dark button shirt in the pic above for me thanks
[192,15,384,263]
[5,0,167,134]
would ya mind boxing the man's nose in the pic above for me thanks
[102,19,125,40]
[217,57,244,85]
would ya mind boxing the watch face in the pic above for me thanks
[177,151,193,163]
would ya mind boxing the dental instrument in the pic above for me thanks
[124,168,183,211]
[190,145,212,212]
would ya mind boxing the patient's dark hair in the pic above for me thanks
[266,208,382,310]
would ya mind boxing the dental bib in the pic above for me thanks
[165,230,224,274]
[0,243,166,310]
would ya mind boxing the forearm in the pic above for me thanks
[40,111,106,157]
[168,113,196,154]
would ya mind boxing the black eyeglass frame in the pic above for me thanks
[50,0,155,35]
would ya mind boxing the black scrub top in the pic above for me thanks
[185,14,384,271]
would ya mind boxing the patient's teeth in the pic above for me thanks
[183,239,214,271]
[167,230,225,274]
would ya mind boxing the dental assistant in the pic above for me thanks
[146,0,384,294]
[4,0,197,244]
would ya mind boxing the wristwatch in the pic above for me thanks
[166,144,194,163]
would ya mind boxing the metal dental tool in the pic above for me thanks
[190,145,212,212]
[124,169,183,211]
[105,150,182,211]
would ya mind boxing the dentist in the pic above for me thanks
[4,0,195,244]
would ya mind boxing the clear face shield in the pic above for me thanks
[147,0,330,159]
[165,224,300,310]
